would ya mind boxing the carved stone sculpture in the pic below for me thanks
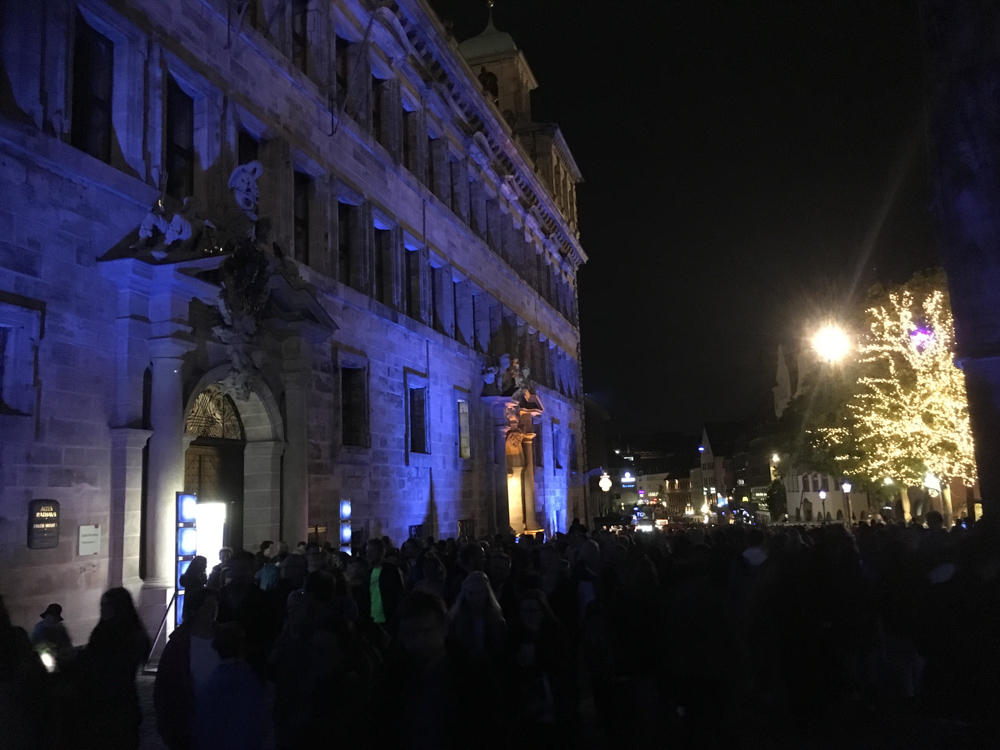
[228,161,264,221]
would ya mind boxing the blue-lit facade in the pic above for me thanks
[0,0,586,633]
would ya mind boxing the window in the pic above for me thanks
[408,384,428,454]
[341,365,367,447]
[238,129,259,165]
[404,248,420,320]
[71,13,114,163]
[165,76,194,199]
[291,0,308,73]
[293,172,311,265]
[335,36,350,94]
[0,300,42,416]
[458,519,474,539]
[426,134,437,191]
[402,109,416,171]
[371,76,385,146]
[552,423,562,471]
[802,475,812,493]
[373,228,391,306]
[457,400,471,459]
[568,431,578,472]
[337,202,355,288]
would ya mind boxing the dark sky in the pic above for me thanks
[430,0,940,434]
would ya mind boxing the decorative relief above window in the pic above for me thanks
[185,386,244,440]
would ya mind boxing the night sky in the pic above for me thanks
[430,0,940,434]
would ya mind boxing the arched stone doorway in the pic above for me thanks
[183,373,284,554]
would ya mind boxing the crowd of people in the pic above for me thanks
[2,511,1000,749]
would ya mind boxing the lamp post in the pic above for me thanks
[819,489,828,523]
[842,481,853,525]
[811,324,852,364]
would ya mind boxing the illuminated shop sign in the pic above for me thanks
[27,499,60,549]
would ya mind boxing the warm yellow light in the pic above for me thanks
[812,324,852,363]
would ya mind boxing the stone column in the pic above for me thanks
[108,427,152,596]
[522,431,538,532]
[141,337,194,620]
[281,348,311,544]
[243,440,285,547]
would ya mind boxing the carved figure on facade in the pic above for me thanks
[228,161,264,223]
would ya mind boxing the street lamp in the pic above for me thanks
[819,489,828,523]
[842,481,853,524]
[811,324,851,364]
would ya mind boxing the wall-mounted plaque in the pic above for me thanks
[27,499,60,549]
[78,524,101,556]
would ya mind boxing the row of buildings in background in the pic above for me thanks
[584,342,979,528]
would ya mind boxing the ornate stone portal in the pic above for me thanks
[484,353,545,535]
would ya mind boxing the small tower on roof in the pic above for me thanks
[458,2,537,127]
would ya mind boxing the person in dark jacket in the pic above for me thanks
[359,538,404,636]
[154,588,220,750]
[76,587,151,750]
[217,550,278,670]
[373,590,501,750]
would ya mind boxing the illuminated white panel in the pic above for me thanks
[194,502,227,561]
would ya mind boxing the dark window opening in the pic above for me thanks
[292,1,308,73]
[337,202,354,287]
[71,12,114,164]
[430,265,440,332]
[405,249,420,320]
[402,109,415,170]
[341,366,366,447]
[165,76,195,200]
[335,36,350,99]
[426,135,437,191]
[293,172,311,266]
[371,76,385,145]
[408,385,427,454]
[374,228,391,306]
[237,129,259,165]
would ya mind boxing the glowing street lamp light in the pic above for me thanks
[771,453,780,464]
[842,481,853,524]
[811,324,851,364]
[599,473,612,493]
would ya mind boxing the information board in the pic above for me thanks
[78,524,101,556]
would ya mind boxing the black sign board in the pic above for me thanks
[27,499,60,549]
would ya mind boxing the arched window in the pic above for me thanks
[836,509,844,521]
[478,67,499,105]
[802,475,812,492]
[186,386,245,440]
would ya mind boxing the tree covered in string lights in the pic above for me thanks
[849,270,976,488]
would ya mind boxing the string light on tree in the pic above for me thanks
[849,281,977,494]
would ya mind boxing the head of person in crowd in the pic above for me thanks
[226,550,256,588]
[422,552,446,583]
[183,587,219,630]
[458,541,486,573]
[455,570,502,617]
[306,548,329,573]
[345,556,370,587]
[280,551,308,588]
[517,589,558,634]
[401,537,422,565]
[927,510,944,531]
[285,589,316,636]
[304,570,335,603]
[398,590,448,664]
[218,547,233,567]
[187,555,208,578]
[367,537,386,568]
[213,621,247,662]
[489,551,511,589]
[99,586,143,629]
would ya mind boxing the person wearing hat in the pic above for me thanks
[30,603,73,667]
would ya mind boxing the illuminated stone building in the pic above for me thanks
[0,1,586,634]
